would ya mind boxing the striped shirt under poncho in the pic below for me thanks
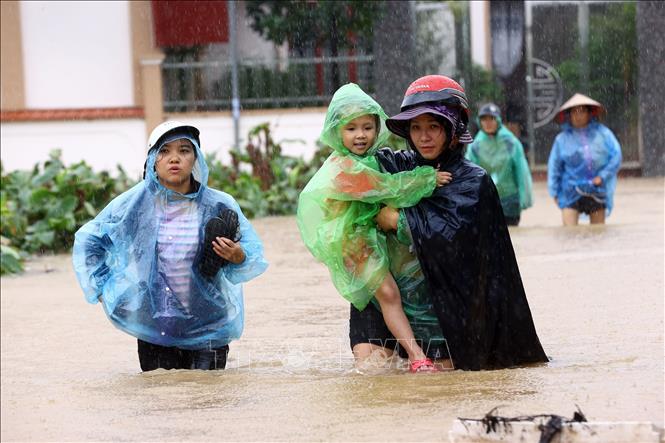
[156,199,200,311]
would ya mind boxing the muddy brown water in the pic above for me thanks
[2,178,663,442]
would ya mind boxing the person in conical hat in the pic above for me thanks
[548,93,622,225]
[555,93,605,124]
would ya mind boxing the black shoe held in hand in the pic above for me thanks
[199,208,241,279]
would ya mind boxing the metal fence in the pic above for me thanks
[162,54,375,113]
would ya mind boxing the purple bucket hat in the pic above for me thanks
[386,103,474,144]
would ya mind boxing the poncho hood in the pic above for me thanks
[319,83,390,160]
[475,113,504,132]
[145,133,209,199]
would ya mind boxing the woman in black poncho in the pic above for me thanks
[356,75,548,371]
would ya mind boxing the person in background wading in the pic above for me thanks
[353,75,548,371]
[466,103,533,226]
[548,93,622,226]
[73,121,268,371]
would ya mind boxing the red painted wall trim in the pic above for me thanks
[152,1,229,47]
[0,107,144,122]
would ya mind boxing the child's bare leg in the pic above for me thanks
[352,343,394,361]
[374,274,427,362]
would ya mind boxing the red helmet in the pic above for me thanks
[400,75,470,120]
[387,75,474,144]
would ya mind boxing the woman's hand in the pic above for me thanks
[375,206,400,232]
[212,237,246,264]
[436,171,453,187]
[592,176,603,186]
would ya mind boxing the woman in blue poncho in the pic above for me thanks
[548,93,622,226]
[73,121,268,371]
[466,103,533,226]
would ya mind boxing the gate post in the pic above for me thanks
[637,1,665,176]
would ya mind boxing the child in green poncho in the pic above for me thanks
[296,83,450,372]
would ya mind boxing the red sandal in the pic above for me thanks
[409,358,439,373]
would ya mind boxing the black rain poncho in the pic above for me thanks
[376,147,548,370]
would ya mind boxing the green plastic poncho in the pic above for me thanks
[466,116,533,218]
[387,228,445,350]
[296,83,437,310]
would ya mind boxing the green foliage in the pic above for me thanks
[555,3,637,115]
[0,150,135,272]
[246,1,377,53]
[245,1,380,96]
[1,238,24,275]
[466,64,505,110]
[207,123,331,218]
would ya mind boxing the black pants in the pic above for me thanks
[137,339,229,372]
[349,303,450,360]
[570,196,605,215]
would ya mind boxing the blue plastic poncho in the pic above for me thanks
[73,135,268,350]
[296,83,437,310]
[547,120,622,215]
[466,116,533,218]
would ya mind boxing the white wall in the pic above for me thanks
[20,0,134,109]
[1,110,326,179]
[180,110,326,165]
[1,119,147,178]
[470,0,490,69]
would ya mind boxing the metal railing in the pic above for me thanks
[162,54,375,112]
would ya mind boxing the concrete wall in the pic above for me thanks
[470,0,491,69]
[1,119,146,176]
[1,109,326,179]
[637,1,665,176]
[0,1,26,110]
[20,1,134,109]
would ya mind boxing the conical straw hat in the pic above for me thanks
[556,93,605,123]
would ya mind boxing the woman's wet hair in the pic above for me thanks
[433,114,453,143]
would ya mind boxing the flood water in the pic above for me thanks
[2,178,663,442]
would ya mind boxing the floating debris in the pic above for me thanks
[449,406,663,443]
